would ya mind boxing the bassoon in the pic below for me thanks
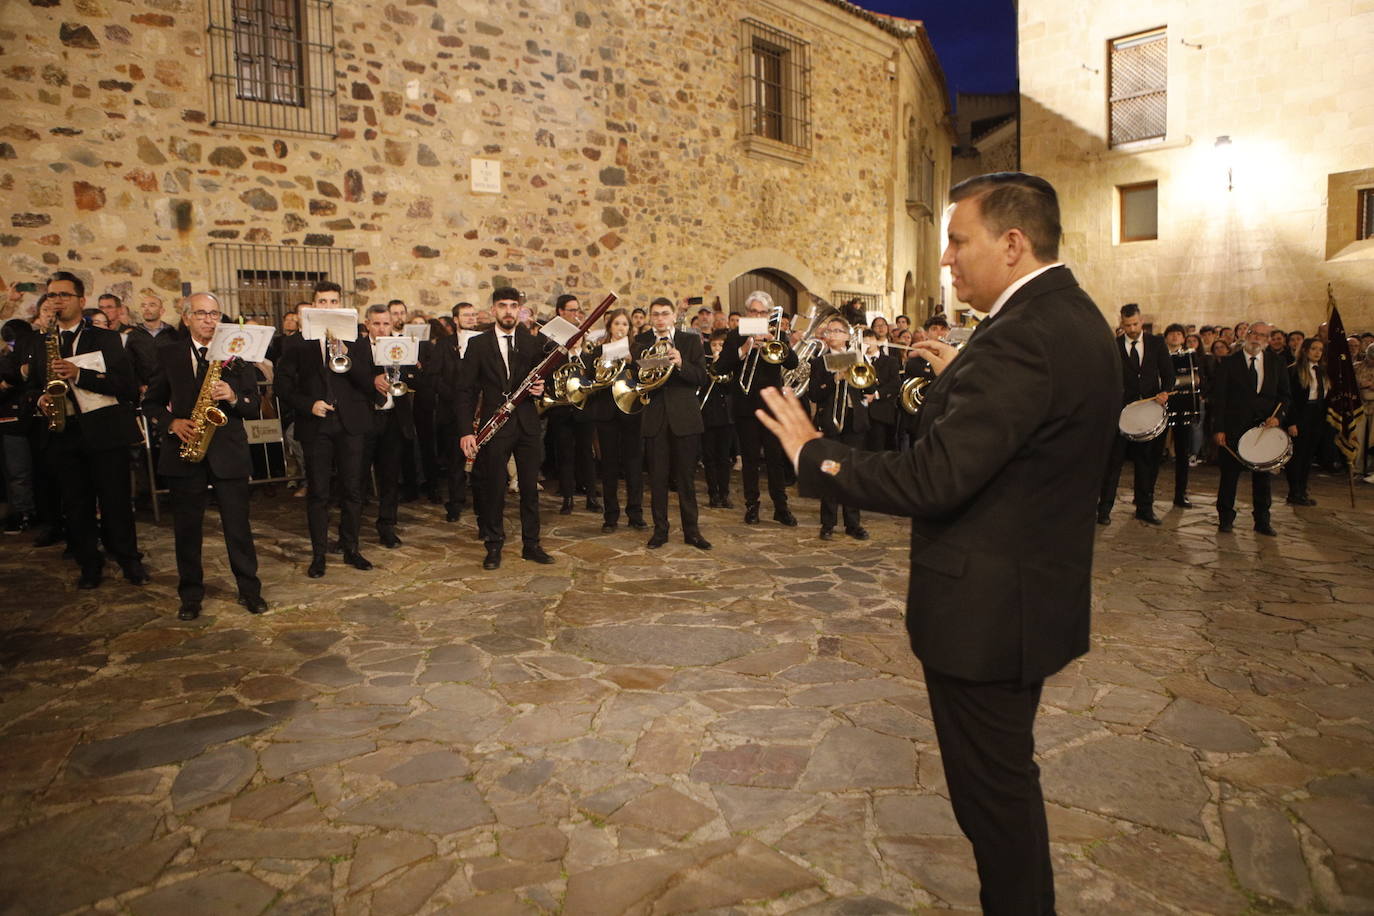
[472,291,617,452]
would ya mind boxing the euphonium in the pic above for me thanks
[326,329,351,374]
[41,319,70,433]
[180,358,228,463]
[899,376,929,415]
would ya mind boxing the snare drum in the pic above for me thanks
[1236,425,1292,473]
[1118,399,1167,441]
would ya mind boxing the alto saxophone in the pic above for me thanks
[180,359,228,463]
[42,319,70,433]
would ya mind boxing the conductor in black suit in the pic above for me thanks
[457,287,555,570]
[634,297,711,550]
[1211,320,1292,536]
[1098,303,1173,526]
[759,173,1120,914]
[29,272,149,590]
[360,304,419,549]
[142,293,266,620]
[275,281,381,578]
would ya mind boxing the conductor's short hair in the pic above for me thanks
[949,172,1062,262]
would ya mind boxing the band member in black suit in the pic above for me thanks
[585,308,645,532]
[275,281,381,578]
[28,272,148,589]
[1285,337,1326,506]
[142,293,266,620]
[700,328,735,508]
[806,317,871,540]
[1098,302,1173,526]
[1163,323,1202,507]
[433,302,478,522]
[760,173,1119,915]
[635,297,711,550]
[458,287,554,569]
[862,327,901,452]
[714,291,797,526]
[360,305,419,549]
[1212,321,1292,536]
[898,344,936,451]
[544,294,599,515]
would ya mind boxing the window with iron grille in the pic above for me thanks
[1359,188,1374,241]
[740,19,811,155]
[207,0,338,138]
[209,243,355,328]
[833,291,883,319]
[1109,28,1166,148]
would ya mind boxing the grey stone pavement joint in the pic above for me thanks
[0,466,1370,914]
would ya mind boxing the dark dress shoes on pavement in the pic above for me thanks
[77,570,102,590]
[240,595,268,614]
[34,528,65,548]
[845,526,870,541]
[684,532,712,550]
[774,509,798,527]
[743,503,760,525]
[1096,512,1111,526]
[586,497,602,511]
[446,507,462,523]
[379,529,402,549]
[483,545,502,570]
[1134,510,1163,526]
[122,562,151,585]
[1173,498,1193,508]
[1254,522,1277,537]
[342,550,373,571]
[601,521,617,534]
[627,516,647,529]
[818,527,834,540]
[306,556,326,578]
[522,544,555,564]
[178,602,201,621]
[719,497,734,509]
[1217,520,1233,533]
[560,497,574,515]
[646,531,668,549]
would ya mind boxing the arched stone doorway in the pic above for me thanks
[728,268,799,315]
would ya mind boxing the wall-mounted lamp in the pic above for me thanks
[1081,63,1100,74]
[1214,135,1233,192]
[1180,38,1203,49]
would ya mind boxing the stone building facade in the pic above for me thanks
[0,0,952,324]
[1019,0,1373,331]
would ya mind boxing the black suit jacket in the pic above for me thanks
[865,352,901,426]
[1117,333,1173,404]
[275,334,380,439]
[797,266,1120,685]
[455,326,547,439]
[1210,348,1293,444]
[716,329,798,417]
[807,353,870,436]
[26,324,140,450]
[371,361,420,439]
[143,341,261,477]
[632,330,707,437]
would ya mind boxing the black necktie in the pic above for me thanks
[1248,356,1258,393]
[1128,340,1141,371]
[60,330,76,358]
[195,346,209,381]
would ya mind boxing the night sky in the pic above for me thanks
[855,0,1017,105]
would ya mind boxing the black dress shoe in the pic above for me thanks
[586,497,602,511]
[818,527,834,540]
[34,528,66,548]
[1217,521,1233,533]
[178,602,201,621]
[446,509,462,523]
[1254,522,1277,537]
[719,497,734,510]
[707,496,722,509]
[77,570,102,590]
[307,556,326,578]
[684,532,712,550]
[122,563,151,585]
[378,529,402,549]
[627,516,647,530]
[774,509,798,527]
[1298,496,1317,506]
[521,544,555,564]
[601,521,617,534]
[560,497,574,515]
[1096,512,1111,526]
[743,503,760,525]
[1134,510,1162,526]
[1173,498,1193,508]
[240,595,268,614]
[845,526,870,541]
[483,545,502,570]
[427,489,443,505]
[646,531,668,549]
[342,549,373,571]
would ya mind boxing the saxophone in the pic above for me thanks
[42,319,70,433]
[180,359,228,463]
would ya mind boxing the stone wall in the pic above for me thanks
[1019,0,1373,332]
[0,0,951,319]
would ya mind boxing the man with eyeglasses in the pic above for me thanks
[27,271,148,589]
[143,293,267,619]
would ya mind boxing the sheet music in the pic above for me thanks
[457,329,480,357]
[371,335,419,366]
[601,337,629,361]
[401,322,431,341]
[64,352,119,412]
[737,317,768,336]
[207,323,273,362]
[299,307,358,342]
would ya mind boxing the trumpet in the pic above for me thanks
[700,359,733,408]
[613,337,675,414]
[326,329,351,374]
[386,366,410,397]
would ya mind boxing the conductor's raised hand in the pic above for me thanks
[911,339,959,375]
[756,387,821,462]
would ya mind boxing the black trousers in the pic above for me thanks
[735,412,790,509]
[414,393,441,497]
[437,421,466,516]
[168,470,259,603]
[702,423,733,501]
[645,429,700,536]
[473,426,541,547]
[924,665,1054,916]
[820,430,863,530]
[361,413,404,534]
[1098,432,1163,513]
[302,418,364,557]
[1170,426,1191,501]
[1286,402,1324,499]
[548,410,596,499]
[1217,438,1272,525]
[48,430,138,575]
[865,418,897,452]
[596,416,643,524]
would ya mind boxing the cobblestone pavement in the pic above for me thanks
[1,466,1371,915]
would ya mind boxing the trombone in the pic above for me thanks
[739,305,786,393]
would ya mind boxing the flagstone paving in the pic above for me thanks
[1,467,1371,914]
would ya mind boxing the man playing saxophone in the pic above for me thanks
[143,293,267,620]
